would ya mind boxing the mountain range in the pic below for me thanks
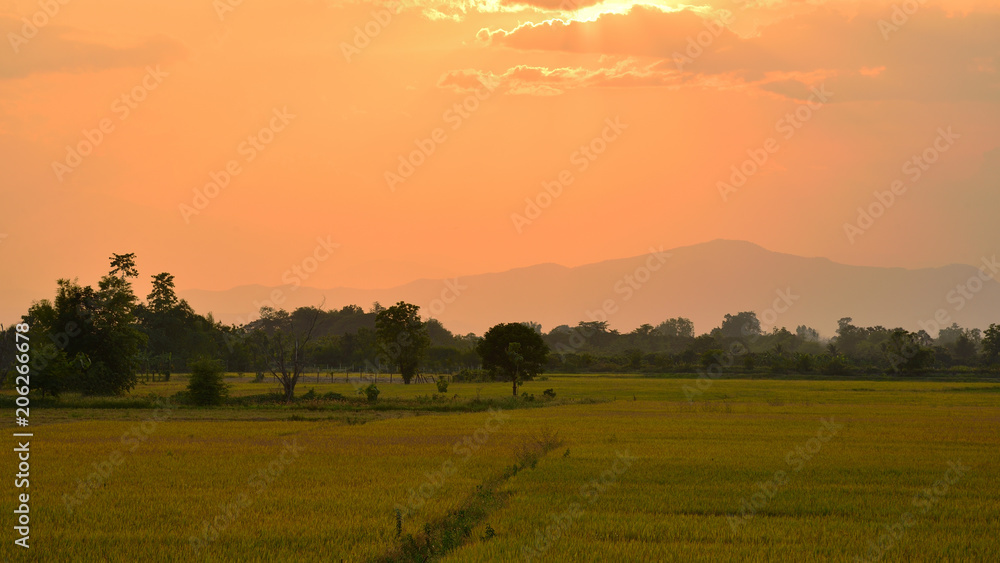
[177,240,1000,338]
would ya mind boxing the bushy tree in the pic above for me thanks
[715,312,761,341]
[883,329,935,373]
[477,323,549,396]
[187,358,229,405]
[375,302,430,384]
[656,317,694,339]
[834,317,866,357]
[22,254,147,396]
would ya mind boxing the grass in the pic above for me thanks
[1,374,998,561]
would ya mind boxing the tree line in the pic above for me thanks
[2,253,998,400]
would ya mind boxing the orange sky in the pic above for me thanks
[1,0,998,318]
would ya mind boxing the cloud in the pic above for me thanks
[0,16,186,80]
[475,3,1000,102]
[439,61,684,95]
[479,6,736,55]
[496,0,607,11]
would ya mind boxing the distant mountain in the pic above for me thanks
[179,240,1000,338]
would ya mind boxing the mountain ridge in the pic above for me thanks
[177,240,1000,337]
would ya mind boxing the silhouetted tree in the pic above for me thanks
[375,302,430,384]
[477,322,549,395]
[715,312,761,341]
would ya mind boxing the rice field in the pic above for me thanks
[2,375,998,562]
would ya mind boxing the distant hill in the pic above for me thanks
[178,240,1000,338]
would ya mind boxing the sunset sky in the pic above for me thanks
[1,0,998,321]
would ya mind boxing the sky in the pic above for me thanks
[1,0,998,320]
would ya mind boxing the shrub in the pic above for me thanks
[436,377,449,393]
[302,388,317,400]
[359,383,380,403]
[187,358,229,406]
[542,388,556,399]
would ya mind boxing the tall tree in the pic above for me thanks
[137,272,206,377]
[81,254,147,394]
[375,301,430,384]
[109,252,139,278]
[147,273,179,313]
